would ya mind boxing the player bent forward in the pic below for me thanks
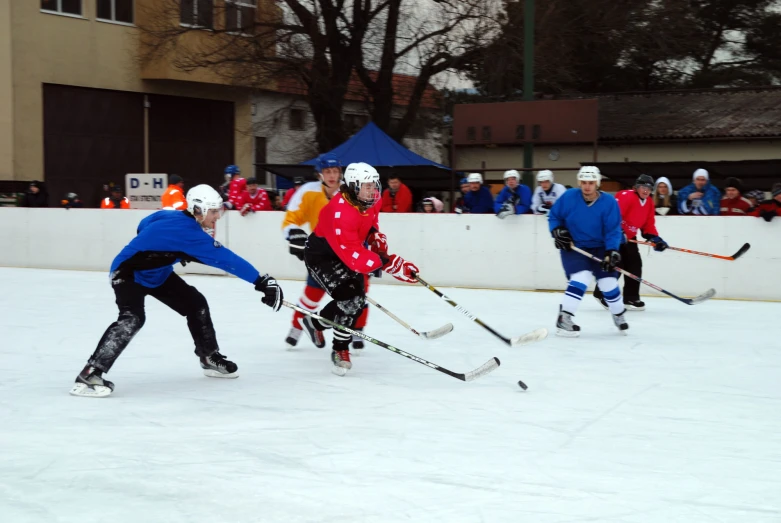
[301,162,420,375]
[70,185,284,397]
[548,166,629,336]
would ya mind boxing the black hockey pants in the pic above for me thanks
[593,241,643,302]
[88,272,218,373]
[304,250,366,350]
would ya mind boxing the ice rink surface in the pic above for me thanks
[2,267,780,523]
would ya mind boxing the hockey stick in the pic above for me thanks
[630,239,751,261]
[281,301,499,382]
[412,273,548,347]
[570,245,716,305]
[365,296,453,340]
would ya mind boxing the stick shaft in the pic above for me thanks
[365,295,421,336]
[630,239,744,261]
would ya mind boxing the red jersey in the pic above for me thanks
[236,188,272,213]
[614,189,658,239]
[313,193,382,274]
[720,196,753,216]
[228,177,247,209]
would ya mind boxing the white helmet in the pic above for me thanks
[343,162,381,207]
[577,166,601,187]
[503,169,520,181]
[467,172,483,184]
[536,170,554,183]
[186,184,223,217]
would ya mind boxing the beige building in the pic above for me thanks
[0,0,277,206]
[454,88,781,192]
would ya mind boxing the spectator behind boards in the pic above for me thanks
[719,177,753,216]
[21,180,49,207]
[453,177,470,214]
[531,170,566,215]
[653,177,678,216]
[750,183,781,222]
[420,197,443,213]
[462,173,494,214]
[101,185,130,209]
[494,169,532,218]
[678,168,721,215]
[381,175,413,213]
[161,174,187,210]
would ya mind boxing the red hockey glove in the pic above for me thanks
[382,254,419,283]
[368,231,388,255]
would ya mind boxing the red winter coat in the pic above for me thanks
[750,199,781,219]
[614,189,659,239]
[381,183,413,213]
[282,187,298,208]
[236,188,272,214]
[720,196,753,216]
[313,193,383,274]
[228,177,246,209]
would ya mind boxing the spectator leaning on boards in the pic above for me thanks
[678,168,721,215]
[719,177,753,216]
[750,183,781,222]
[494,169,532,218]
[462,172,494,214]
[381,175,413,213]
[161,175,187,210]
[653,177,678,216]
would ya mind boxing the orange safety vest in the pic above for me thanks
[101,197,130,209]
[161,185,187,210]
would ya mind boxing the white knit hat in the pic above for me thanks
[693,168,709,181]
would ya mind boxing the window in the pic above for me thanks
[516,125,525,140]
[97,0,133,24]
[481,126,492,141]
[345,114,369,134]
[391,117,425,139]
[289,108,305,130]
[467,126,476,141]
[181,0,213,29]
[532,124,541,140]
[41,0,82,16]
[226,0,257,34]
[254,137,268,185]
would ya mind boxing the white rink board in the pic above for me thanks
[1,268,780,523]
[1,208,779,300]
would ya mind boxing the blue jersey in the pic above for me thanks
[548,188,622,250]
[110,211,260,288]
[463,186,495,214]
[493,185,532,214]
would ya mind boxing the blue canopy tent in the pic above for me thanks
[259,122,454,193]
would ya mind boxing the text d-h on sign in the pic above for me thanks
[126,174,167,209]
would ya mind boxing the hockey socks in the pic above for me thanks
[292,285,326,329]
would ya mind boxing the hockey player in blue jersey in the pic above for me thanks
[69,185,284,397]
[548,166,629,336]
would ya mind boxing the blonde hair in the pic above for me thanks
[654,183,671,207]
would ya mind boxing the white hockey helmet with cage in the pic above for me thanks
[343,162,382,207]
[577,166,601,187]
[186,184,224,217]
[536,169,554,183]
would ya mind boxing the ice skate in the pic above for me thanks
[331,349,352,376]
[624,299,645,311]
[351,330,365,356]
[69,365,114,398]
[285,326,302,349]
[200,351,239,378]
[556,307,581,337]
[612,309,629,335]
[301,315,326,348]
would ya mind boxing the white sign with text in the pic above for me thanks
[125,174,167,209]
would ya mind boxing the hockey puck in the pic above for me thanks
[517,380,528,390]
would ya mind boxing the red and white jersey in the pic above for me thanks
[236,188,272,212]
[313,194,382,274]
[720,196,753,216]
[614,189,658,239]
[228,177,247,209]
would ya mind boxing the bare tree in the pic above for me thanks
[138,0,500,152]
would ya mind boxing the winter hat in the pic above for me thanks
[29,180,40,189]
[423,197,444,212]
[169,174,183,185]
[724,177,743,193]
[772,183,781,197]
[654,176,673,193]
[693,168,709,181]
[745,189,765,201]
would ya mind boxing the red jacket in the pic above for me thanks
[614,189,658,239]
[236,188,272,214]
[720,196,753,216]
[228,177,246,209]
[750,199,781,219]
[381,183,413,213]
[314,194,383,274]
[282,187,298,208]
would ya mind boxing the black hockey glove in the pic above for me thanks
[601,250,621,272]
[760,209,776,222]
[255,274,283,312]
[552,227,573,251]
[287,228,308,261]
[647,235,668,252]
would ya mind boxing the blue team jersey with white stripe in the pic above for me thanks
[110,210,260,288]
[548,188,623,250]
